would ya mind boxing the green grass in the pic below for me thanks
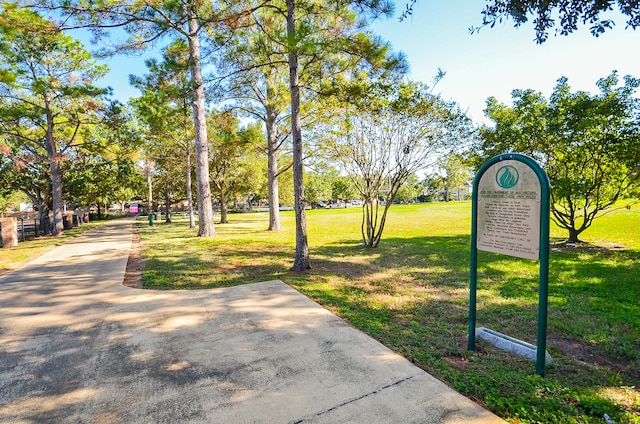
[141,203,638,422]
[0,220,108,272]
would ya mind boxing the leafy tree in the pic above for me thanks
[331,176,358,203]
[0,6,109,235]
[283,0,405,269]
[438,153,471,201]
[328,82,472,247]
[0,130,52,222]
[229,152,266,213]
[208,110,265,224]
[60,102,143,215]
[395,173,422,203]
[277,166,295,206]
[480,72,640,243]
[420,174,442,201]
[36,0,262,236]
[65,155,144,214]
[154,155,187,223]
[305,171,332,207]
[216,7,293,231]
[130,41,197,227]
[476,0,640,43]
[0,190,28,216]
[399,1,640,43]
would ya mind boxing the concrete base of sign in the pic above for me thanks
[476,327,553,364]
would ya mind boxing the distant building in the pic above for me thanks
[19,203,34,212]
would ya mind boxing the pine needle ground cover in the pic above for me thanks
[138,203,640,423]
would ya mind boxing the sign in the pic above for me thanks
[129,204,139,214]
[476,160,542,260]
[468,153,551,377]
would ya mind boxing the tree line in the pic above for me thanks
[1,0,639,268]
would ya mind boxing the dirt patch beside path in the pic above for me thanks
[123,224,142,289]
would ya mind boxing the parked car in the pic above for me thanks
[329,202,347,208]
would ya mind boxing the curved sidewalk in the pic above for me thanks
[0,218,504,423]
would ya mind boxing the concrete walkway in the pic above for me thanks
[0,219,504,423]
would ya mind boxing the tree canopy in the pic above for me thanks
[0,5,109,234]
[480,72,640,243]
[327,81,473,247]
[477,0,640,43]
[34,0,261,236]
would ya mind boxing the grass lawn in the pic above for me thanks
[144,203,637,422]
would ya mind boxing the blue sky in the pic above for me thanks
[95,0,640,125]
[371,0,640,124]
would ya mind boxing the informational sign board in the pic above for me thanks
[129,204,139,214]
[476,160,542,260]
[468,153,551,376]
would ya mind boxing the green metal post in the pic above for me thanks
[468,186,479,351]
[148,212,154,227]
[536,164,551,377]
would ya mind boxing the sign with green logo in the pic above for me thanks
[496,165,519,188]
[476,159,542,260]
[469,153,552,376]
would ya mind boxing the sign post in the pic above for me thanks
[468,153,551,376]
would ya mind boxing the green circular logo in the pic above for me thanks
[496,165,519,189]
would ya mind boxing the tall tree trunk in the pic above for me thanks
[287,0,311,271]
[567,228,582,244]
[266,107,281,231]
[50,158,64,235]
[184,111,196,229]
[29,190,49,235]
[187,11,215,237]
[44,106,63,236]
[246,195,254,212]
[146,160,153,214]
[164,179,172,223]
[219,191,228,224]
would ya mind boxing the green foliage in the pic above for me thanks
[476,0,640,43]
[207,110,266,221]
[438,153,472,201]
[480,72,640,243]
[304,171,333,205]
[0,5,110,231]
[45,0,254,236]
[331,175,358,201]
[395,173,422,203]
[326,81,474,247]
[0,190,28,215]
[130,40,196,218]
[64,155,145,209]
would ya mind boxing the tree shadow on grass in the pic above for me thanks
[295,235,640,422]
[139,222,639,421]
[307,235,472,285]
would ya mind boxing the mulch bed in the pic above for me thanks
[123,224,142,289]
